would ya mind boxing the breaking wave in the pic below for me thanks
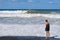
[0,10,60,18]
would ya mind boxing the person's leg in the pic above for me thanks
[47,31,50,37]
[46,31,48,39]
[46,31,50,40]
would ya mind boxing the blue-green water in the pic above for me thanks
[0,9,60,11]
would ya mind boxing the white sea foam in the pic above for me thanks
[0,10,27,13]
[0,10,60,18]
[0,11,59,37]
[0,24,59,38]
[39,14,60,18]
[0,13,60,18]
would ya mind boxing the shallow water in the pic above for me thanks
[0,11,60,38]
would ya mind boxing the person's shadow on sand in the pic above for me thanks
[0,36,60,40]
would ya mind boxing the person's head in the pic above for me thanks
[45,20,48,22]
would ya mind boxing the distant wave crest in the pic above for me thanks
[0,10,27,13]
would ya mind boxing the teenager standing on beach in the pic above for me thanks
[45,20,50,40]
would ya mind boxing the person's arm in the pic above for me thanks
[45,22,48,26]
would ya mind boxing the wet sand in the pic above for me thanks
[0,36,60,40]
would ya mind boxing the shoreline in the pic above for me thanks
[0,36,60,40]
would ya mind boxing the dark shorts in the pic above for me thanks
[45,27,50,31]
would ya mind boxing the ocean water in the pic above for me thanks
[0,10,60,25]
[0,10,60,38]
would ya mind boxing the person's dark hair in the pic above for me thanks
[45,20,48,22]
